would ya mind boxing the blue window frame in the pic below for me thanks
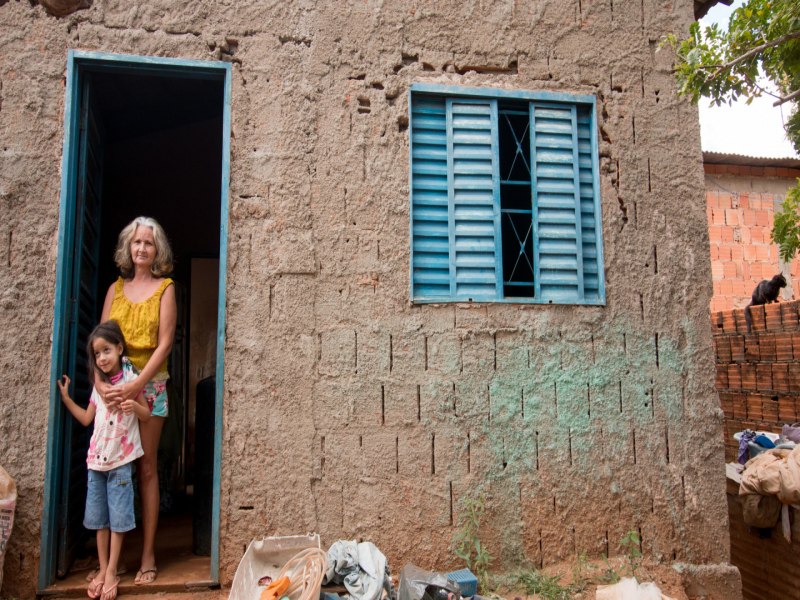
[409,83,605,305]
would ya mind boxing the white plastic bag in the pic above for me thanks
[596,577,676,600]
[0,465,17,590]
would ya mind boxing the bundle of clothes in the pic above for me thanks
[738,435,800,539]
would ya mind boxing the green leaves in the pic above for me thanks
[663,0,800,148]
[771,181,800,262]
[451,493,493,589]
[666,1,800,263]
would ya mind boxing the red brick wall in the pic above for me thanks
[715,293,800,600]
[705,163,800,313]
[712,300,800,463]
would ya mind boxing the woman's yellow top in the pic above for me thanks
[108,276,173,379]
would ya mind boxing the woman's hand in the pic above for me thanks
[117,378,143,404]
[97,378,123,410]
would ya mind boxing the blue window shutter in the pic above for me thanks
[411,96,450,299]
[447,98,502,300]
[577,104,603,302]
[530,102,584,302]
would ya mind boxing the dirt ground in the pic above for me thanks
[34,557,694,600]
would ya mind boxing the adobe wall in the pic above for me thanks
[0,0,737,597]
[705,163,800,313]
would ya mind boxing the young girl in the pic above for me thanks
[57,321,150,600]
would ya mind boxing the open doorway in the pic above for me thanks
[41,52,231,591]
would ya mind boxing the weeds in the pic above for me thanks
[452,493,493,588]
[618,529,642,578]
[516,570,574,600]
[490,569,574,600]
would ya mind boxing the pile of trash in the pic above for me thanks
[229,535,679,600]
[229,536,475,600]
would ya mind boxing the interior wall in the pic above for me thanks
[188,257,219,479]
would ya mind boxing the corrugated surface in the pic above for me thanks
[727,492,800,600]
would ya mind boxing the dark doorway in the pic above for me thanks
[42,53,228,591]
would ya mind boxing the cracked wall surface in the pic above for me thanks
[0,0,736,597]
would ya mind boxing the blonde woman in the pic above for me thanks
[96,216,176,585]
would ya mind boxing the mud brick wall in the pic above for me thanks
[712,300,800,462]
[0,0,738,596]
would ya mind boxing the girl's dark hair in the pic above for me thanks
[86,320,127,383]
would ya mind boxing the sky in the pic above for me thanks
[698,0,798,158]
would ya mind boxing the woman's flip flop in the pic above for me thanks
[134,566,158,584]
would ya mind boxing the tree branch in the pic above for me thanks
[709,29,800,81]
[774,88,800,107]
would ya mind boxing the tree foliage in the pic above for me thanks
[771,183,800,261]
[665,0,800,258]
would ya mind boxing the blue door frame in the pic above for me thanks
[39,50,232,590]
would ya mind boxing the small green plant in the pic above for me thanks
[619,529,642,578]
[598,557,621,584]
[515,570,574,600]
[452,493,493,587]
[570,551,590,593]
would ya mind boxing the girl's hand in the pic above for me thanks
[117,379,142,405]
[56,375,71,400]
[120,399,136,414]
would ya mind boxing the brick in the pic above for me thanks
[782,302,800,329]
[710,310,723,331]
[759,334,776,362]
[778,396,797,422]
[756,363,773,391]
[772,363,789,393]
[789,363,800,392]
[730,335,745,362]
[728,363,743,390]
[765,303,782,331]
[734,309,749,333]
[739,192,750,208]
[721,310,737,333]
[740,363,755,390]
[718,392,734,419]
[744,335,760,361]
[792,333,800,361]
[715,367,728,390]
[722,261,738,278]
[714,336,732,363]
[721,227,735,243]
[774,332,793,361]
[746,393,764,421]
[748,305,766,332]
[732,393,748,419]
[711,262,724,280]
[742,209,757,227]
[763,396,779,421]
[725,209,740,226]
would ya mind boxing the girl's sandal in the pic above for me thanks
[87,576,104,599]
[100,577,119,600]
[134,566,158,584]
